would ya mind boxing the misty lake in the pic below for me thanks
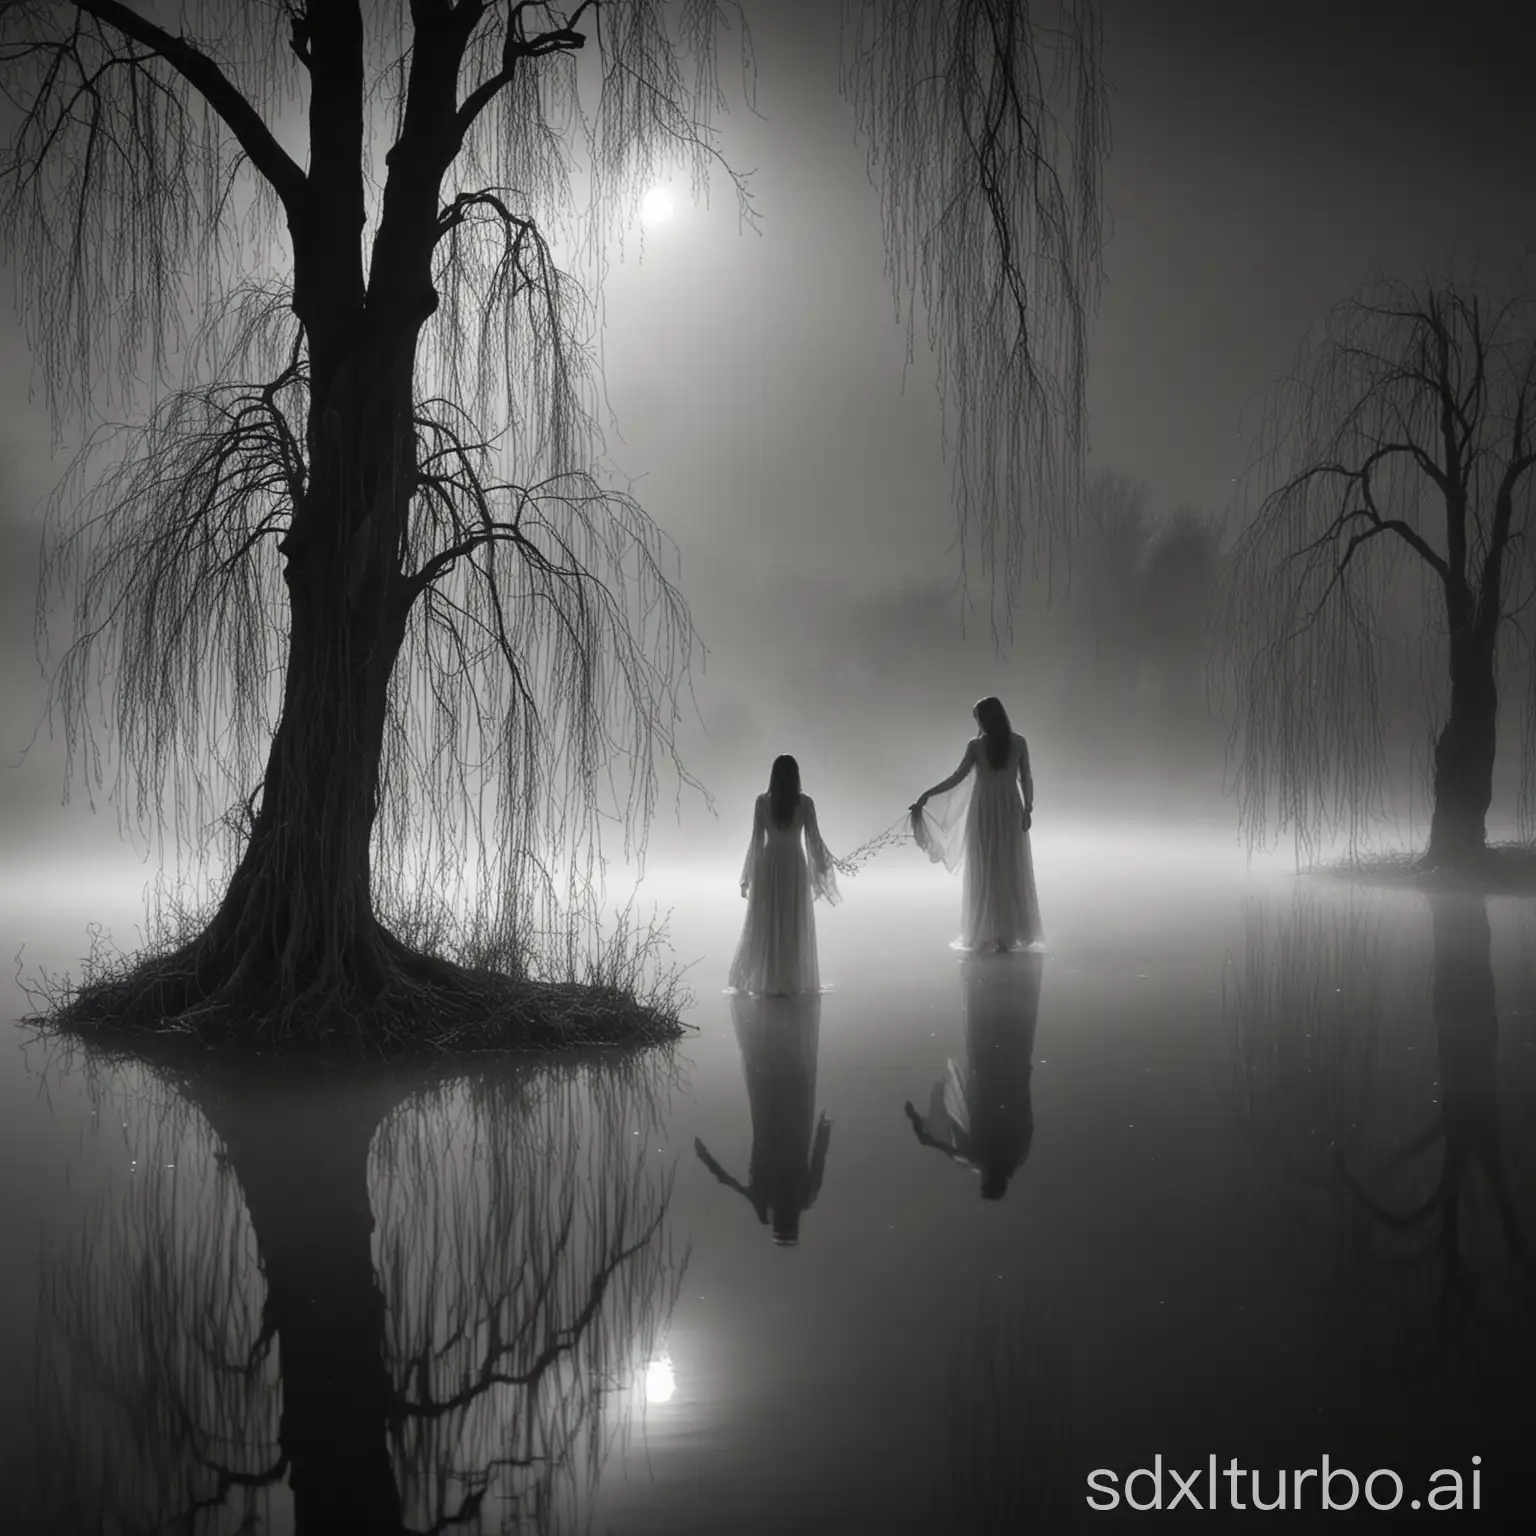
[2,830,1533,1533]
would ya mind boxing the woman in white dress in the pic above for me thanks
[728,754,840,995]
[910,697,1042,951]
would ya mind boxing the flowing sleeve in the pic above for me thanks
[740,795,765,891]
[909,1075,969,1161]
[910,741,975,871]
[801,796,841,905]
[1019,734,1034,809]
[937,1060,979,1167]
[911,777,973,872]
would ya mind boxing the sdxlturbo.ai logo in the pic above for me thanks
[1086,1455,1482,1514]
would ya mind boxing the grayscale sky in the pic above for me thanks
[2,0,1534,873]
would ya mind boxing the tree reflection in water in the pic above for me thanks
[1332,894,1530,1367]
[929,1291,1073,1533]
[21,1047,683,1534]
[1230,888,1533,1375]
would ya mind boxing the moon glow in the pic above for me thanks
[640,186,676,224]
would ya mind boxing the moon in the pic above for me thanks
[643,1354,676,1403]
[640,186,676,224]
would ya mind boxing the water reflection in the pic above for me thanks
[694,991,830,1246]
[1233,888,1533,1373]
[904,952,1043,1200]
[1333,893,1530,1357]
[20,1048,681,1534]
[930,1294,1073,1532]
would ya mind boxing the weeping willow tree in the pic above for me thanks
[2,0,1105,1043]
[1223,277,1536,869]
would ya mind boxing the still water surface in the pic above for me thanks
[2,832,1533,1532]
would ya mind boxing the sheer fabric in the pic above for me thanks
[913,732,1042,950]
[911,775,971,872]
[728,793,839,995]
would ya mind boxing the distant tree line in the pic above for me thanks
[1051,470,1224,776]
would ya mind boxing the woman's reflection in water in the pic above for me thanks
[694,991,830,1246]
[904,951,1043,1200]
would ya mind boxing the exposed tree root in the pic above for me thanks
[24,921,688,1059]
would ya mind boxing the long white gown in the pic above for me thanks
[915,732,1042,950]
[728,793,839,995]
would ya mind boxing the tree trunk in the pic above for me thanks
[197,584,406,1008]
[183,82,451,1024]
[194,375,415,1018]
[1425,632,1498,869]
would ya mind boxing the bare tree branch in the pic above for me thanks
[455,0,594,135]
[1222,274,1536,858]
[70,0,305,212]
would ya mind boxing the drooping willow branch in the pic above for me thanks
[1221,276,1536,858]
[0,2,301,425]
[36,284,304,864]
[39,266,703,970]
[841,0,1108,636]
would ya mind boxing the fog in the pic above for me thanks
[5,3,1536,897]
[6,851,1535,1530]
[3,7,1536,1528]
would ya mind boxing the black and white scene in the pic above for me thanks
[2,1,1534,1531]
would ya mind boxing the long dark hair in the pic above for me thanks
[768,754,802,828]
[973,697,1012,770]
